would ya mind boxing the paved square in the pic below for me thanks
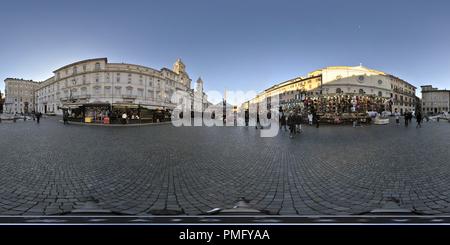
[0,116,449,216]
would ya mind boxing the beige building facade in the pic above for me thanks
[421,85,449,114]
[389,75,417,115]
[3,78,39,113]
[249,64,418,117]
[262,64,393,105]
[34,57,209,115]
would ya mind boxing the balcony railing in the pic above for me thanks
[60,94,91,101]
[122,94,137,99]
[78,94,91,99]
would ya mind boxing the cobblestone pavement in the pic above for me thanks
[0,116,449,216]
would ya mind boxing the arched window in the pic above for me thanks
[359,89,364,94]
[336,88,341,94]
[378,91,382,97]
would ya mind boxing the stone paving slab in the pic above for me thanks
[0,115,449,216]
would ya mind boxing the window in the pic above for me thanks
[128,79,131,84]
[106,78,110,83]
[105,88,110,94]
[73,67,77,74]
[117,78,120,83]
[127,89,132,95]
[138,90,143,97]
[336,88,341,93]
[148,91,152,98]
[95,63,100,70]
[83,66,86,71]
[95,88,99,94]
[116,88,120,95]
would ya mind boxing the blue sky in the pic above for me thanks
[1,0,449,104]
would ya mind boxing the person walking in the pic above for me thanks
[416,112,422,128]
[288,111,296,139]
[395,111,400,125]
[255,112,260,129]
[63,111,69,125]
[36,112,41,123]
[280,111,287,131]
[308,113,313,126]
[404,110,409,127]
[245,111,249,127]
[316,114,320,128]
[296,112,302,134]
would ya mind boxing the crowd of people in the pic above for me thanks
[250,107,428,140]
[396,109,423,128]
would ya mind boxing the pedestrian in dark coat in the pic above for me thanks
[288,111,296,138]
[245,112,249,127]
[63,111,69,125]
[316,114,320,128]
[280,112,287,131]
[36,112,41,123]
[416,112,422,128]
[256,112,260,129]
[296,112,302,134]
[405,111,409,127]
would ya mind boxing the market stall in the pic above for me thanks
[279,93,388,124]
[62,103,84,123]
[84,102,110,123]
[139,103,161,123]
[111,102,139,124]
[162,104,175,122]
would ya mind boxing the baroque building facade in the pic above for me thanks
[33,57,209,115]
[249,64,418,116]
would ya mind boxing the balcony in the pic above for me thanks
[122,94,137,99]
[78,94,91,99]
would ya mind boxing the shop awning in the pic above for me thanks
[139,103,176,109]
[61,103,83,109]
[83,102,110,107]
[113,102,139,108]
